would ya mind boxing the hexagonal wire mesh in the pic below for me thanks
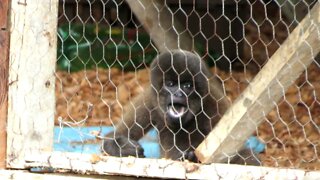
[54,0,320,171]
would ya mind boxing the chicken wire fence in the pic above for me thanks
[49,0,320,175]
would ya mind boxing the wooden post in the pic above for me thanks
[6,0,59,168]
[19,152,320,179]
[0,0,10,169]
[125,0,193,52]
[195,3,320,163]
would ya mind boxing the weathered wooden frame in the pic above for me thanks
[0,0,320,179]
[5,0,58,168]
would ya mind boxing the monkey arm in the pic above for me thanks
[102,88,154,157]
[112,89,154,141]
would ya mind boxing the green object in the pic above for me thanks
[57,24,219,72]
[57,24,158,72]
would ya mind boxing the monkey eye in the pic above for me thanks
[166,81,175,87]
[182,82,193,89]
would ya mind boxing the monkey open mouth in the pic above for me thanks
[167,103,187,118]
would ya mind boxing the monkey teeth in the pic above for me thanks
[168,104,187,118]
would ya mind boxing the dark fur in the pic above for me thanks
[102,50,259,164]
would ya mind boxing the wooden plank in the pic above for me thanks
[125,0,193,52]
[195,3,320,163]
[0,170,131,180]
[23,152,320,179]
[0,0,10,169]
[6,0,59,168]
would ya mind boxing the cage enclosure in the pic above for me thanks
[1,0,320,179]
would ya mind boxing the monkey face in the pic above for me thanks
[165,80,192,119]
[150,50,211,130]
[162,76,199,129]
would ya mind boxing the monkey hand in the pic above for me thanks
[102,136,145,158]
[183,150,198,163]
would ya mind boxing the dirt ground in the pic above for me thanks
[55,2,320,170]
